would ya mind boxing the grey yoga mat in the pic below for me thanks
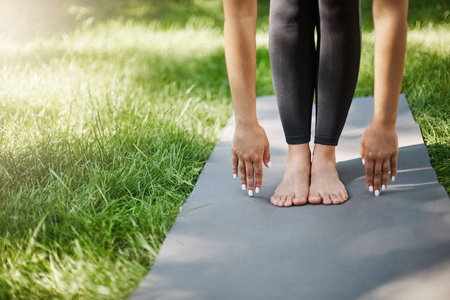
[132,95,450,300]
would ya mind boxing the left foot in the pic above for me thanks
[308,144,349,205]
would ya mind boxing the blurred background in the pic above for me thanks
[0,0,448,298]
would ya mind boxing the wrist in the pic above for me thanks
[370,118,396,130]
[372,107,397,130]
[235,116,259,129]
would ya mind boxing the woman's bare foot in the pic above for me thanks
[270,144,311,207]
[308,144,349,205]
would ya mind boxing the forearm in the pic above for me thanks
[223,0,258,128]
[372,0,408,127]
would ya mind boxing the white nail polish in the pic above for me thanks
[382,184,386,191]
[391,176,396,182]
[233,174,237,179]
[255,187,260,193]
[369,186,373,192]
[267,161,272,168]
[241,184,246,190]
[362,158,365,165]
[375,190,380,197]
[248,190,253,197]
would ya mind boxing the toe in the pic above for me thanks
[270,195,279,206]
[277,195,286,207]
[308,193,322,204]
[323,193,332,205]
[274,196,281,206]
[342,191,349,201]
[284,193,295,207]
[293,194,307,206]
[284,196,293,207]
[331,193,341,205]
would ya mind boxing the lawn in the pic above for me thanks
[0,0,448,298]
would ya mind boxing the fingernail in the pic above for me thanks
[248,190,253,197]
[233,174,237,179]
[369,186,373,192]
[241,184,246,190]
[255,187,260,193]
[267,161,272,168]
[362,158,365,165]
[374,190,380,197]
[391,176,396,182]
[382,184,386,191]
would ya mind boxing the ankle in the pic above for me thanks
[313,143,335,152]
[312,144,335,161]
[284,144,311,175]
[287,143,311,160]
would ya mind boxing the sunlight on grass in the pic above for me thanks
[1,5,232,297]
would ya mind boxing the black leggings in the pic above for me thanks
[269,0,361,146]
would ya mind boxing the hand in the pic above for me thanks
[360,122,398,196]
[232,122,271,196]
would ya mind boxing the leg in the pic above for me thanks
[315,0,361,145]
[268,0,318,207]
[309,0,361,205]
[269,0,317,144]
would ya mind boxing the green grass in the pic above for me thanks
[0,0,448,298]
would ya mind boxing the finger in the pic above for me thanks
[254,159,263,193]
[360,138,365,158]
[373,160,382,196]
[360,140,366,165]
[263,143,271,168]
[232,153,238,179]
[390,155,398,182]
[381,159,390,191]
[245,160,255,196]
[365,159,374,191]
[238,158,246,190]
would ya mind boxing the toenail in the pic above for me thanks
[255,187,260,193]
[369,186,373,192]
[241,184,246,190]
[374,190,380,197]
[248,190,253,197]
[382,184,386,191]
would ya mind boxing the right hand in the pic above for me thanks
[231,123,271,196]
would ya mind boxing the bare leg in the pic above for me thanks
[270,144,310,207]
[308,144,348,205]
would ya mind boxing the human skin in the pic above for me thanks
[223,0,270,197]
[222,0,408,198]
[361,0,409,195]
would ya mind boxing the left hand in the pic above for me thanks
[360,122,398,195]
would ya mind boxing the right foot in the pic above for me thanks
[270,144,311,207]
